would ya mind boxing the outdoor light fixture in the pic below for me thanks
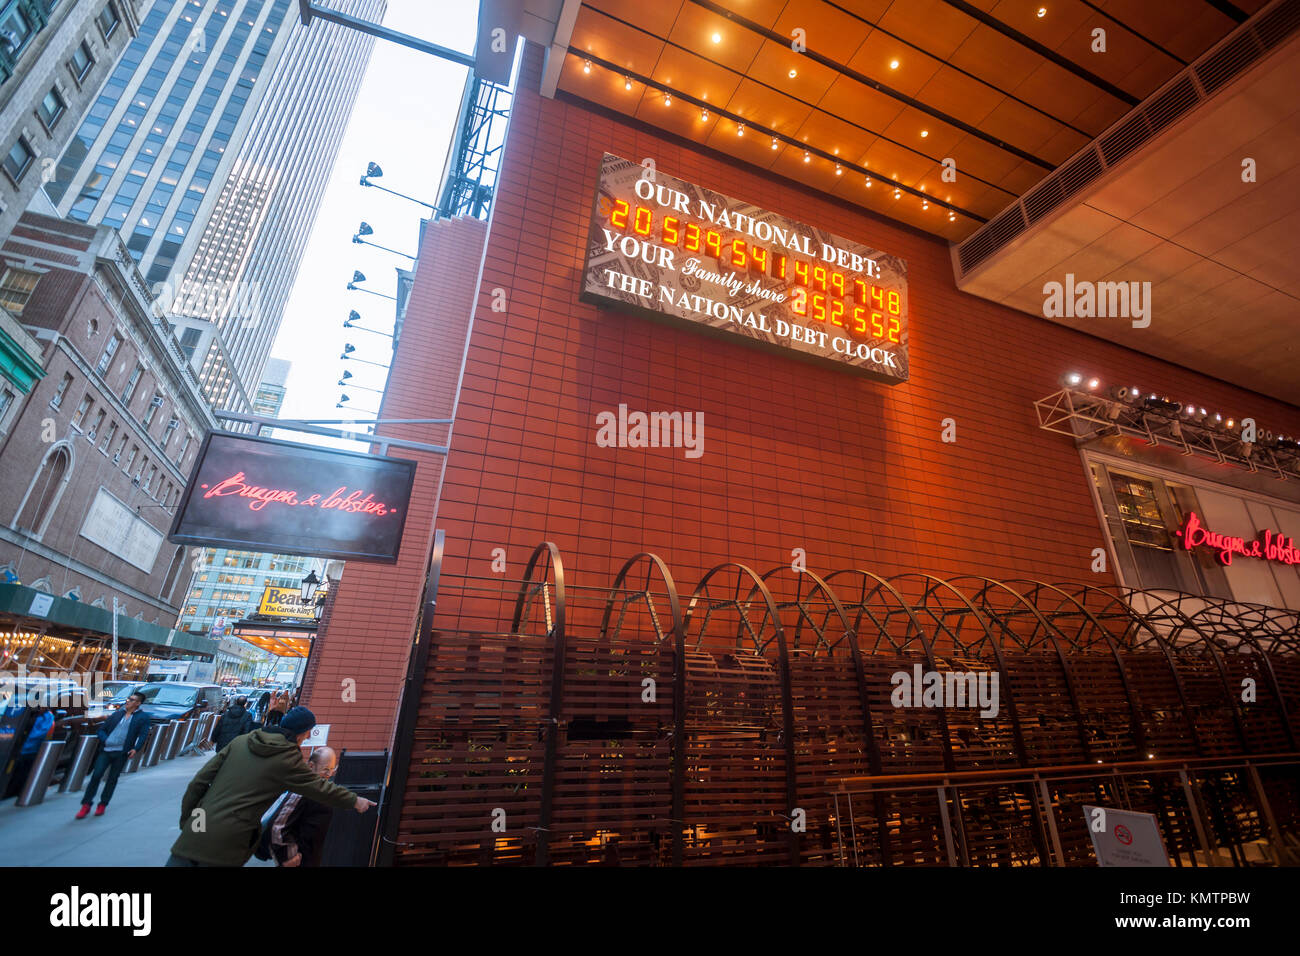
[865,177,872,187]
[948,212,956,221]
[345,310,361,326]
[736,123,744,136]
[1038,7,1047,17]
[788,68,797,78]
[352,222,415,259]
[342,343,355,356]
[1143,395,1181,414]
[1061,372,1084,388]
[700,107,708,121]
[359,161,436,210]
[302,570,321,602]
[356,221,374,237]
[624,76,632,90]
[663,91,671,106]
[771,137,778,150]
[835,165,842,176]
[583,59,591,74]
[803,151,811,163]
[347,271,397,300]
[921,130,929,137]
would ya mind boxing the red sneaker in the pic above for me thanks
[75,804,90,820]
[94,804,106,816]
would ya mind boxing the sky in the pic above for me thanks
[266,0,482,447]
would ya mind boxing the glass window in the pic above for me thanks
[38,88,67,129]
[0,386,15,427]
[124,444,138,473]
[71,395,92,428]
[0,267,40,315]
[97,2,121,39]
[96,333,122,375]
[87,409,105,441]
[121,363,143,405]
[70,41,94,80]
[2,137,35,184]
[50,373,73,409]
[143,392,163,426]
[99,420,118,453]
[0,5,32,57]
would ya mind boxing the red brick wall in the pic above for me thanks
[300,216,487,750]
[433,45,1300,601]
[311,44,1300,748]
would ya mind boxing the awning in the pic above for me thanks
[230,615,317,658]
[0,583,218,656]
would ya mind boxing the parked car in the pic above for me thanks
[0,677,89,715]
[87,679,140,716]
[130,682,224,724]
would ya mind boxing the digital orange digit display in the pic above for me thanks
[586,154,909,384]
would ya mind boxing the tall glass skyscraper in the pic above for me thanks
[39,0,383,411]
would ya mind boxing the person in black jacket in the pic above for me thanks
[212,697,253,752]
[268,746,339,867]
[77,692,150,817]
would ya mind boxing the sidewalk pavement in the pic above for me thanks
[0,749,273,867]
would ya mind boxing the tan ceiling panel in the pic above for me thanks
[1036,124,1091,167]
[773,0,873,64]
[1054,20,1181,102]
[748,38,841,103]
[1094,0,1237,64]
[977,97,1059,155]
[1069,94,1129,138]
[665,3,766,75]
[582,0,685,40]
[723,77,814,141]
[994,159,1049,195]
[881,105,964,159]
[633,87,722,140]
[914,66,1005,126]
[652,45,744,107]
[703,0,793,31]
[942,132,1025,186]
[816,74,907,132]
[875,0,980,60]
[862,138,941,189]
[789,110,879,166]
[816,0,893,26]
[1010,59,1111,130]
[770,147,850,195]
[569,6,666,75]
[703,116,783,171]
[559,54,652,112]
[844,29,944,97]
[948,24,1044,91]
[989,0,1093,49]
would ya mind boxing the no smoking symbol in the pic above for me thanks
[1114,824,1133,845]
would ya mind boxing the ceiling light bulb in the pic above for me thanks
[948,211,956,221]
[889,59,900,70]
[1037,7,1047,17]
[804,151,811,163]
[835,165,842,176]
[625,76,632,90]
[701,107,709,120]
[789,68,798,79]
[920,130,929,138]
[583,60,591,74]
[865,177,872,187]
[893,188,901,199]
[712,31,721,43]
[771,137,779,150]
[663,92,671,106]
[737,123,744,136]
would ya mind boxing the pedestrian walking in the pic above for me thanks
[212,696,252,752]
[265,746,341,867]
[77,691,150,818]
[166,707,373,866]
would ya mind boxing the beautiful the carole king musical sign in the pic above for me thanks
[582,153,910,384]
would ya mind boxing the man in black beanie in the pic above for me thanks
[167,706,374,866]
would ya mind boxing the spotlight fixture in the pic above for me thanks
[803,151,811,163]
[1086,378,1099,390]
[920,130,929,138]
[583,59,591,74]
[922,200,929,210]
[700,107,709,121]
[893,188,901,199]
[771,136,779,150]
[865,177,872,187]
[788,68,797,79]
[1143,395,1181,414]
[889,59,899,69]
[948,212,956,222]
[625,76,632,91]
[712,31,721,43]
[1061,372,1083,388]
[1037,7,1047,17]
[736,123,744,136]
[835,165,842,176]
[663,91,671,106]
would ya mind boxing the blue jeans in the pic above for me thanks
[82,749,128,806]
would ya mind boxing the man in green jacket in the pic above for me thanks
[166,706,374,866]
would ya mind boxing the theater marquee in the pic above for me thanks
[582,153,910,384]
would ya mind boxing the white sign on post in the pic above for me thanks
[302,724,329,748]
[1084,805,1170,867]
[29,593,54,617]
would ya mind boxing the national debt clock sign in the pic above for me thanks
[169,431,416,563]
[582,153,910,383]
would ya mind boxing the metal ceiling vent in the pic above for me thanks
[955,0,1300,278]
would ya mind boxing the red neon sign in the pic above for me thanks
[201,472,399,517]
[1174,511,1300,567]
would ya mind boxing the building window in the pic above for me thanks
[143,392,162,426]
[71,395,92,429]
[15,445,72,537]
[179,326,202,362]
[0,5,32,60]
[123,444,137,474]
[112,432,126,463]
[0,267,40,315]
[98,420,117,453]
[49,373,73,409]
[143,464,156,493]
[0,385,15,428]
[69,41,93,82]
[96,2,120,40]
[2,136,34,184]
[38,87,67,131]
[86,409,105,441]
[95,332,122,375]
[121,363,143,405]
